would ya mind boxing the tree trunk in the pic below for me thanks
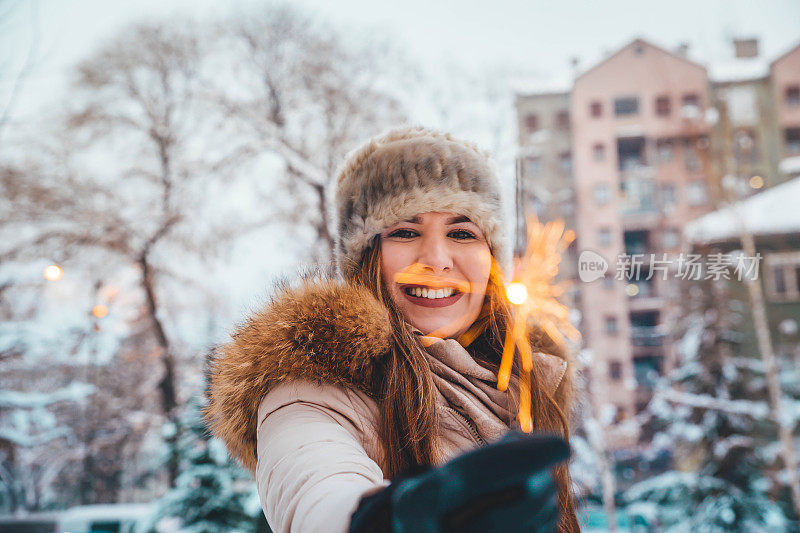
[739,226,800,520]
[584,361,619,533]
[140,252,179,487]
[313,182,334,263]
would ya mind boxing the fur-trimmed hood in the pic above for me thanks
[204,277,571,473]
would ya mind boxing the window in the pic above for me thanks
[662,228,679,249]
[684,139,701,172]
[525,156,541,175]
[559,151,572,174]
[786,85,800,107]
[556,110,570,130]
[599,227,612,247]
[605,316,618,335]
[773,266,787,295]
[658,183,677,210]
[786,128,800,155]
[681,93,701,118]
[590,100,603,118]
[625,230,649,256]
[765,252,800,302]
[657,139,674,163]
[603,274,615,289]
[594,183,610,205]
[655,95,671,116]
[796,266,800,297]
[686,180,708,206]
[614,96,639,116]
[618,137,646,170]
[609,360,623,380]
[524,113,539,133]
[634,356,663,389]
[593,143,606,161]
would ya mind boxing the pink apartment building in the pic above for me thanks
[516,37,800,444]
[570,39,715,423]
[771,42,800,174]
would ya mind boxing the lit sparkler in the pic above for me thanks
[497,215,580,432]
[43,264,64,281]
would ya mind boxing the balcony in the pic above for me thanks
[630,325,667,347]
[619,165,658,216]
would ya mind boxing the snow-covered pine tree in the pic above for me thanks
[621,277,792,531]
[150,395,264,533]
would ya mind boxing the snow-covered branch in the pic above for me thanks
[661,388,769,418]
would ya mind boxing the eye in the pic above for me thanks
[386,228,418,239]
[448,229,477,240]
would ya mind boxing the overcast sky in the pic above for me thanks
[2,0,799,122]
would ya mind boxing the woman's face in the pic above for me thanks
[380,211,492,339]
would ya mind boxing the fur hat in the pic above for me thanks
[333,126,510,280]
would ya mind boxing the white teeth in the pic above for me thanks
[406,287,456,299]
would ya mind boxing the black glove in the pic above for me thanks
[349,431,570,533]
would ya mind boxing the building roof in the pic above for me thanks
[770,40,800,68]
[685,177,800,244]
[574,38,706,84]
[708,57,769,83]
[512,75,572,97]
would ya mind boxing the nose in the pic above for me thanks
[417,232,453,273]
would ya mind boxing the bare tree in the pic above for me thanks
[211,4,406,262]
[0,21,213,487]
[0,0,40,139]
[1,7,417,502]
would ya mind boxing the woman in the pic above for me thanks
[204,127,580,532]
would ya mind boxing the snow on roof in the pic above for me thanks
[512,75,572,96]
[709,57,769,83]
[779,156,800,176]
[685,177,800,244]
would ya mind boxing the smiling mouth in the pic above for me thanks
[403,285,459,299]
[400,284,465,308]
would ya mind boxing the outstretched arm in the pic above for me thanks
[255,381,388,533]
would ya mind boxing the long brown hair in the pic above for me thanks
[354,237,581,532]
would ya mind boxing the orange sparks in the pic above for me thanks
[497,215,581,432]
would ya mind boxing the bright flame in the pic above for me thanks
[496,215,581,432]
[749,175,764,189]
[505,282,528,305]
[43,265,64,281]
[92,305,108,318]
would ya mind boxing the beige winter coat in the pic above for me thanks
[205,277,571,533]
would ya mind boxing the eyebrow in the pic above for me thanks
[403,215,472,224]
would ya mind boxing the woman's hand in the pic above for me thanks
[349,431,570,533]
